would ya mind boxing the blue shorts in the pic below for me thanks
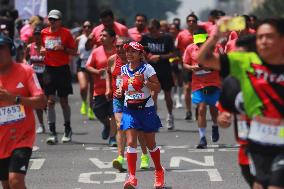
[113,98,124,113]
[120,106,162,133]
[192,88,220,106]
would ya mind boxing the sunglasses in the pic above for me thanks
[187,20,197,23]
[48,18,60,22]
[83,25,91,28]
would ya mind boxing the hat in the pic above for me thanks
[0,34,13,46]
[48,10,62,19]
[123,42,144,52]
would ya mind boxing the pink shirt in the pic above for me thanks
[86,46,116,96]
[183,44,221,92]
[199,21,216,36]
[128,27,148,42]
[92,21,128,46]
[176,29,194,54]
[20,24,33,43]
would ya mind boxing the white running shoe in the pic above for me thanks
[166,114,175,130]
[36,125,45,134]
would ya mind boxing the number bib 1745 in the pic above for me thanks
[0,105,26,126]
[237,115,249,140]
[248,116,284,146]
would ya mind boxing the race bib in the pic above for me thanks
[194,69,211,76]
[45,37,62,50]
[237,115,249,140]
[0,105,26,126]
[126,91,145,100]
[248,116,284,146]
[33,64,45,74]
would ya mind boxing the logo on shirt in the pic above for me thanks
[20,166,26,171]
[16,82,24,89]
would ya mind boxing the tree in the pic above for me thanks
[251,0,284,18]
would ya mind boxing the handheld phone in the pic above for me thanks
[219,16,246,32]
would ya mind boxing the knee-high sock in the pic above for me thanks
[62,104,71,123]
[149,146,163,171]
[47,105,56,134]
[126,146,137,176]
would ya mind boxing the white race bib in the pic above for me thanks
[126,91,145,100]
[248,116,284,146]
[0,105,26,126]
[237,115,249,140]
[45,38,62,50]
[33,64,45,74]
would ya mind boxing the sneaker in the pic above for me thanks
[166,114,175,130]
[88,107,95,120]
[185,111,192,120]
[212,126,220,143]
[140,154,150,169]
[109,136,117,147]
[112,155,126,172]
[101,125,110,140]
[46,134,58,145]
[154,167,165,188]
[36,125,45,134]
[124,175,137,189]
[196,137,207,149]
[62,128,72,143]
[175,100,183,109]
[80,101,87,115]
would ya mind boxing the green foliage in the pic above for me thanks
[252,0,284,18]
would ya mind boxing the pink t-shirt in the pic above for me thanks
[128,27,148,42]
[0,63,43,158]
[199,21,216,36]
[20,24,33,43]
[86,46,116,96]
[92,21,128,46]
[183,44,221,92]
[176,29,194,54]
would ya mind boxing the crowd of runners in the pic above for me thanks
[0,5,284,189]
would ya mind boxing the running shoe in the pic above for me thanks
[109,136,117,147]
[175,100,183,109]
[101,125,110,140]
[88,107,95,120]
[80,101,87,115]
[124,175,137,189]
[166,114,175,130]
[112,155,126,172]
[154,167,165,189]
[140,154,150,169]
[46,134,58,145]
[196,137,207,149]
[185,111,192,120]
[62,128,72,143]
[212,125,220,143]
[36,124,45,134]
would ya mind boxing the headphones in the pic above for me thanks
[0,35,16,56]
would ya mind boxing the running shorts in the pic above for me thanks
[191,87,220,106]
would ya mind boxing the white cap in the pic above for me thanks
[48,10,62,19]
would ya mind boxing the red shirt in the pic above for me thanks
[183,44,221,91]
[86,46,116,96]
[128,27,148,42]
[0,63,43,158]
[41,27,76,67]
[92,22,128,46]
[199,21,216,36]
[176,29,194,54]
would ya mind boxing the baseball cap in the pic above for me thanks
[123,42,145,52]
[48,10,62,20]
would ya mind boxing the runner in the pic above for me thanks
[41,10,77,144]
[106,37,150,171]
[0,34,46,189]
[198,17,284,189]
[176,13,199,120]
[118,41,165,189]
[76,20,95,120]
[128,13,148,42]
[85,28,117,146]
[86,9,128,50]
[183,28,221,148]
[140,19,175,130]
[26,26,46,134]
[169,23,183,109]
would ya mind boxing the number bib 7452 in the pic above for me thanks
[248,116,284,146]
[0,105,26,126]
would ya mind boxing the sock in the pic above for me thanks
[64,121,71,133]
[149,146,163,171]
[62,104,71,123]
[198,128,206,138]
[126,146,137,176]
[47,105,56,125]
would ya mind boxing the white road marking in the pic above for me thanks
[170,156,215,167]
[29,159,45,170]
[170,169,223,181]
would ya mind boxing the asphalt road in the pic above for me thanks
[24,84,249,189]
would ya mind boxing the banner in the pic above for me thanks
[15,0,47,19]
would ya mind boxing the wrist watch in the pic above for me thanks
[15,95,21,104]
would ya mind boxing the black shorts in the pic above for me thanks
[92,95,114,120]
[182,70,192,83]
[171,63,182,74]
[36,73,45,89]
[248,150,284,188]
[0,147,32,181]
[43,65,73,98]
